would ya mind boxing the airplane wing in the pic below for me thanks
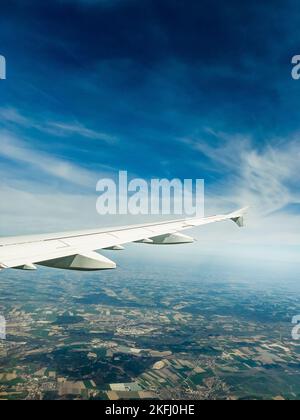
[0,207,248,272]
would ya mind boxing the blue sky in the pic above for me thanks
[0,0,300,264]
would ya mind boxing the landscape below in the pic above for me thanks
[0,258,299,400]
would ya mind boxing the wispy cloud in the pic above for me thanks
[0,131,97,187]
[46,121,116,143]
[176,130,300,263]
[0,107,116,143]
[181,130,300,216]
[0,107,31,126]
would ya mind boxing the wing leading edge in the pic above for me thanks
[0,207,248,271]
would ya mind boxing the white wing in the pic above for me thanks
[0,207,248,271]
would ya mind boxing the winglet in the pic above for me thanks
[228,207,249,228]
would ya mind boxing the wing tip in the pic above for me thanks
[229,206,249,228]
